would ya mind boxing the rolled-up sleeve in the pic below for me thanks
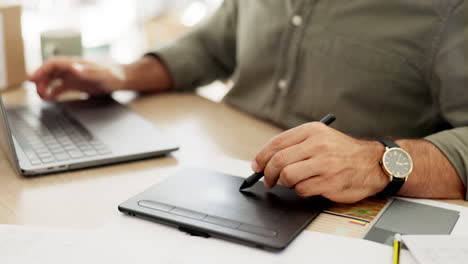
[147,0,238,91]
[425,2,468,199]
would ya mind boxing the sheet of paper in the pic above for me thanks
[97,214,418,264]
[402,235,468,264]
[0,14,7,89]
[0,225,96,264]
[0,222,183,264]
[0,214,416,264]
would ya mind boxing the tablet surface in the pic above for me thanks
[118,168,331,250]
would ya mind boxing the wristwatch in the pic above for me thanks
[378,140,413,195]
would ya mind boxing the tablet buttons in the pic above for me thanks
[238,224,277,237]
[203,215,241,229]
[171,207,207,220]
[138,200,277,237]
[138,200,174,212]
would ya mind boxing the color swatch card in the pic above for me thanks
[324,197,389,222]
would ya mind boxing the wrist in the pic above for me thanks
[122,56,173,92]
[106,63,127,92]
[367,140,390,194]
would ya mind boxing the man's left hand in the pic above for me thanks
[252,122,389,203]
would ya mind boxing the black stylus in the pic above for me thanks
[239,113,336,191]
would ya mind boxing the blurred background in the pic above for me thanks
[17,0,228,100]
[20,0,222,71]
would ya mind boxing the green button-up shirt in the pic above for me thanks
[152,0,468,199]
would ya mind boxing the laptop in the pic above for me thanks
[119,168,331,251]
[0,94,178,176]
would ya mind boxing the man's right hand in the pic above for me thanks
[30,57,126,101]
[30,56,173,101]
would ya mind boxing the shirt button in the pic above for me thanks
[278,79,288,91]
[291,15,303,26]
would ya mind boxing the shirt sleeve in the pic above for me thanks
[425,2,468,199]
[147,0,238,91]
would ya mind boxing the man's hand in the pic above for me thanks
[30,57,126,100]
[252,122,389,203]
[29,56,173,101]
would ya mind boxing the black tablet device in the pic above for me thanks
[118,168,330,251]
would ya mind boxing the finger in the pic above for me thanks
[253,124,317,172]
[31,58,84,97]
[279,158,325,188]
[36,79,50,99]
[30,58,69,82]
[44,81,68,101]
[294,176,330,198]
[263,140,315,188]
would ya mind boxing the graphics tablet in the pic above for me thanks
[118,168,331,251]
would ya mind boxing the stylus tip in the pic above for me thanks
[239,181,250,191]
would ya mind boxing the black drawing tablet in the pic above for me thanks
[118,168,330,251]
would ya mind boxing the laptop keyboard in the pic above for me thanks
[7,107,112,166]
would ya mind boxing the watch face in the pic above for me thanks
[383,148,413,178]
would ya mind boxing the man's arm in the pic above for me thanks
[396,139,465,199]
[251,124,467,204]
[149,0,238,91]
[415,1,468,199]
[121,56,173,93]
[105,0,239,93]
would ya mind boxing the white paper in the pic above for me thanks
[402,235,468,264]
[0,14,7,89]
[0,225,96,264]
[0,214,416,264]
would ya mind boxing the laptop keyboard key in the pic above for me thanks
[64,145,77,151]
[77,143,92,149]
[38,153,53,159]
[51,148,65,154]
[68,151,84,158]
[40,157,55,163]
[48,143,61,149]
[83,149,97,156]
[30,159,42,165]
[54,153,69,161]
[24,150,38,159]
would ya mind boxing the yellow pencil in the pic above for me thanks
[393,233,402,264]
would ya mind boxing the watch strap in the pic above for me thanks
[380,177,405,195]
[379,140,399,149]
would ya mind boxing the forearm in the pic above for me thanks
[395,139,466,199]
[120,56,173,93]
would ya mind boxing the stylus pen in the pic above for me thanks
[239,113,336,191]
[393,233,401,264]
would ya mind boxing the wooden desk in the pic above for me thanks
[0,86,282,228]
[1,86,467,235]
